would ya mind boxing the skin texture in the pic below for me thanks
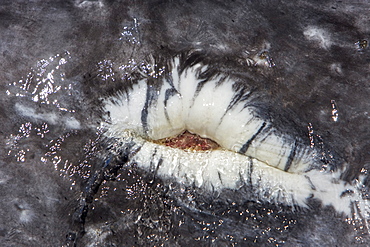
[0,0,370,246]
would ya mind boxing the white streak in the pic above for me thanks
[15,103,81,129]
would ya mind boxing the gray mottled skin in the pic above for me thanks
[1,0,369,246]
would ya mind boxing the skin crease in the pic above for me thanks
[0,0,370,246]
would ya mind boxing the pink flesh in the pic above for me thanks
[155,131,220,151]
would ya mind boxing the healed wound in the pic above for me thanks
[102,55,363,215]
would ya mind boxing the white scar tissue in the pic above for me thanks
[103,56,369,216]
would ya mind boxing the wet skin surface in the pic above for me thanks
[1,0,370,246]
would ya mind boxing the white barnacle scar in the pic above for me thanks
[102,57,366,216]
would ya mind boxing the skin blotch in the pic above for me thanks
[154,130,220,151]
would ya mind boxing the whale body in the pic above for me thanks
[1,0,369,246]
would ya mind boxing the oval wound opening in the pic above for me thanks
[154,130,220,151]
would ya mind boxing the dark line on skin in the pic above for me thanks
[165,66,176,86]
[124,88,131,105]
[248,159,253,189]
[141,86,151,135]
[239,122,267,154]
[304,175,317,190]
[180,51,205,73]
[214,74,228,88]
[164,87,179,122]
[180,56,229,110]
[193,79,207,100]
[295,146,316,173]
[218,171,223,185]
[220,92,243,123]
[150,147,158,171]
[115,139,141,164]
[225,88,253,115]
[284,141,297,172]
[191,72,226,109]
[238,172,244,187]
[126,141,143,163]
[254,124,275,145]
[67,151,130,246]
[151,157,163,183]
[141,82,159,136]
[219,87,255,127]
[156,158,163,172]
[198,65,218,78]
[211,183,215,193]
[340,189,354,198]
[148,149,164,184]
[188,62,219,104]
[164,74,175,89]
[257,132,270,144]
[239,90,254,102]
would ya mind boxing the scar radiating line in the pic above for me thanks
[103,53,367,216]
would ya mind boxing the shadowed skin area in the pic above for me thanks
[0,0,370,246]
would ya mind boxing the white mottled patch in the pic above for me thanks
[84,224,111,247]
[304,26,332,49]
[0,171,10,184]
[64,117,81,129]
[14,201,34,223]
[330,63,343,75]
[15,103,81,129]
[15,103,58,124]
[75,0,104,8]
[19,209,34,223]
